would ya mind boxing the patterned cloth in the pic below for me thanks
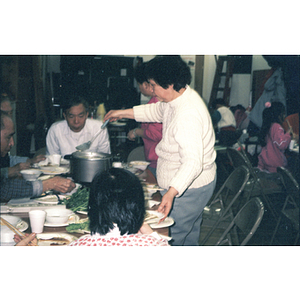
[69,233,169,246]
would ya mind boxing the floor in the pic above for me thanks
[198,158,299,246]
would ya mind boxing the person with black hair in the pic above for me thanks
[127,62,162,178]
[46,96,111,157]
[257,102,293,173]
[104,56,217,246]
[1,111,75,202]
[1,94,46,179]
[68,168,169,246]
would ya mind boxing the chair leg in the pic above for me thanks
[270,215,283,245]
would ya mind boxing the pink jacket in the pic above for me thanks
[258,123,291,173]
[141,97,162,169]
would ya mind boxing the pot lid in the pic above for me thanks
[72,151,111,160]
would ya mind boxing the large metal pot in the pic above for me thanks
[69,151,112,183]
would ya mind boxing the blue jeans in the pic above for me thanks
[162,177,216,246]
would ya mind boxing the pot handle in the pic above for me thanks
[64,154,73,160]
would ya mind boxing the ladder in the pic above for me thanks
[208,55,234,109]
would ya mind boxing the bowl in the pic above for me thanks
[20,169,42,181]
[45,208,73,224]
[129,161,150,171]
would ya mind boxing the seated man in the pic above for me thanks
[1,111,75,202]
[1,93,46,179]
[46,96,111,157]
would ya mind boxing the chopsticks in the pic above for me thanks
[0,217,38,246]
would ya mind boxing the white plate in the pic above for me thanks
[36,233,78,246]
[44,214,80,227]
[0,215,28,232]
[145,210,164,224]
[149,217,174,229]
[35,195,59,204]
[146,200,160,208]
[39,166,69,175]
[76,211,88,215]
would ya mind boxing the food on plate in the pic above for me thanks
[38,237,71,246]
[144,211,164,224]
[64,187,89,212]
[66,218,89,233]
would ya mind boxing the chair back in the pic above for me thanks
[216,197,265,246]
[200,166,250,245]
[127,146,146,162]
[277,167,299,202]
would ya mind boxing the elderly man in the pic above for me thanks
[0,111,75,202]
[1,93,46,179]
[46,96,111,157]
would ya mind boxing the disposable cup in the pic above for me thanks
[29,210,46,233]
[49,154,61,166]
[289,139,295,150]
[112,162,123,168]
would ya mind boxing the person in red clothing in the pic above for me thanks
[127,62,162,178]
[257,102,294,173]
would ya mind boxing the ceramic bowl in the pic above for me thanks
[45,208,73,224]
[20,169,42,181]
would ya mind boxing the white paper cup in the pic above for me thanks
[49,154,61,166]
[112,162,123,168]
[29,210,46,233]
[289,139,295,150]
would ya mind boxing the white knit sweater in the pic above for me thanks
[133,86,216,197]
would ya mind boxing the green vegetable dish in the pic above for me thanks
[64,187,90,212]
[66,219,90,233]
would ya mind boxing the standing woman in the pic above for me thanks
[104,56,217,246]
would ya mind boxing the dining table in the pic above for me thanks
[1,168,170,245]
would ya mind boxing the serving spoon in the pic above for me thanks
[76,119,110,151]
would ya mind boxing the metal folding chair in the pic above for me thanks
[127,146,146,162]
[226,143,283,220]
[215,197,265,246]
[270,167,299,245]
[199,166,250,245]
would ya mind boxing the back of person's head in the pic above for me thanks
[134,62,148,84]
[258,101,286,146]
[212,98,227,110]
[145,55,191,92]
[88,168,145,235]
[62,95,89,114]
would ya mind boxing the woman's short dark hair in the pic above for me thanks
[145,55,191,92]
[134,62,148,84]
[88,168,145,235]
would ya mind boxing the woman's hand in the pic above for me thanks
[157,187,178,221]
[127,129,136,141]
[104,108,134,122]
[14,233,37,246]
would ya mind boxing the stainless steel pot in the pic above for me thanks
[69,151,112,183]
